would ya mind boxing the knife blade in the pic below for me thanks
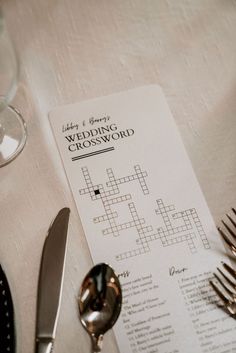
[0,265,15,353]
[35,207,70,353]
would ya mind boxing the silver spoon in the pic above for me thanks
[78,263,122,352]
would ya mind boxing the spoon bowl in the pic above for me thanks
[78,263,122,352]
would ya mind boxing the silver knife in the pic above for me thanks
[35,207,70,353]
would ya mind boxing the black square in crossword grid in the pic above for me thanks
[94,189,100,195]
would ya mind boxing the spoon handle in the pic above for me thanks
[91,334,103,352]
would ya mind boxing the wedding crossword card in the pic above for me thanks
[49,86,236,353]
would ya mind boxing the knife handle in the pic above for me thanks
[35,338,53,353]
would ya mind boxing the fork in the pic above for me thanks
[209,207,236,316]
[217,208,236,256]
[210,262,236,316]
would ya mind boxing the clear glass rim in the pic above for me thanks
[0,105,27,168]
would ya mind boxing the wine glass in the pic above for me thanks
[0,8,27,168]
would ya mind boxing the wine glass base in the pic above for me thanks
[0,106,27,167]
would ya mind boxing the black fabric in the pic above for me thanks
[0,265,15,353]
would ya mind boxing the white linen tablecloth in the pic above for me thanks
[1,1,236,353]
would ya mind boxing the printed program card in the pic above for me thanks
[49,86,236,353]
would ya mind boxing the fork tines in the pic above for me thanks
[217,208,236,256]
[210,261,236,316]
[210,207,236,316]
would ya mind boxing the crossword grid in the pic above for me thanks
[116,203,152,261]
[137,199,210,254]
[78,166,211,260]
[106,165,149,195]
[79,165,149,238]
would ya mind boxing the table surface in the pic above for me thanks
[1,1,236,353]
